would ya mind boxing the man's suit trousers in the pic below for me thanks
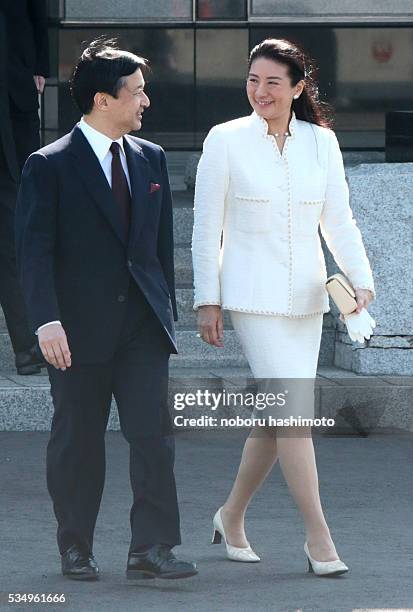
[46,280,181,554]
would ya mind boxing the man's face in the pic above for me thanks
[106,68,150,133]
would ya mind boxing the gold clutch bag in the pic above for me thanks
[325,273,357,315]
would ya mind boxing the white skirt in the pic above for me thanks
[229,311,324,421]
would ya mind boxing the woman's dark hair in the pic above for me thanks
[248,38,333,128]
[70,37,147,114]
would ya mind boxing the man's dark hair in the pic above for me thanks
[70,37,147,114]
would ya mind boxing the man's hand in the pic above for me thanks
[38,323,72,370]
[33,75,46,94]
[197,305,224,348]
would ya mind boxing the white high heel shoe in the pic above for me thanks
[211,507,260,562]
[304,541,349,576]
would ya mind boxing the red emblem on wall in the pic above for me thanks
[372,41,394,63]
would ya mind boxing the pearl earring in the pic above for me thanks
[293,95,299,100]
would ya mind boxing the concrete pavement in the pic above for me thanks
[1,429,413,612]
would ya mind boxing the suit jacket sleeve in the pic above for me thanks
[28,0,50,77]
[319,130,376,299]
[191,126,229,310]
[157,148,178,321]
[15,152,60,332]
[0,12,19,183]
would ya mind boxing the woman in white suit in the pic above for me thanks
[192,39,375,576]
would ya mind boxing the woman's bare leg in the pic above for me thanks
[220,427,278,547]
[276,426,339,561]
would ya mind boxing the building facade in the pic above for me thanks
[44,0,413,149]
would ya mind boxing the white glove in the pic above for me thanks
[343,308,376,344]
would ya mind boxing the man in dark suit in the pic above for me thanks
[15,39,197,581]
[0,7,47,374]
[3,0,49,169]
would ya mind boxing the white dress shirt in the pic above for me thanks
[36,117,131,334]
[78,117,131,192]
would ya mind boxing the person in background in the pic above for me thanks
[0,1,49,374]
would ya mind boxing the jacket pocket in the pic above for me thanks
[234,195,271,233]
[298,199,325,237]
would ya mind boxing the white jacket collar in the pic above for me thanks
[250,110,297,141]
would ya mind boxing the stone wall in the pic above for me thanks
[333,163,413,375]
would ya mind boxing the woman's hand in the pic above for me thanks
[354,288,374,313]
[197,305,224,347]
[339,288,374,321]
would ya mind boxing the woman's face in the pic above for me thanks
[246,57,303,120]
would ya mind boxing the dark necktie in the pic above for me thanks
[110,141,131,236]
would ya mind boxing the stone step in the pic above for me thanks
[176,284,336,327]
[174,293,335,367]
[0,366,411,432]
[0,281,333,331]
[0,309,336,369]
[166,152,192,192]
[0,285,336,333]
[174,245,193,285]
[172,189,193,208]
[173,292,335,366]
[170,177,187,192]
[171,330,247,367]
[0,286,201,331]
[0,333,14,370]
[165,151,192,172]
[173,202,193,245]
[168,367,413,435]
[0,329,248,371]
[175,285,234,329]
[0,323,333,370]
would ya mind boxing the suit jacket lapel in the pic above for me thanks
[123,135,150,249]
[68,126,126,246]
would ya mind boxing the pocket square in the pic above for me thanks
[150,182,161,193]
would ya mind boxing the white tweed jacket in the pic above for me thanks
[191,111,375,317]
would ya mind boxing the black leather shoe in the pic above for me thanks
[126,544,197,580]
[15,345,46,375]
[61,545,99,581]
